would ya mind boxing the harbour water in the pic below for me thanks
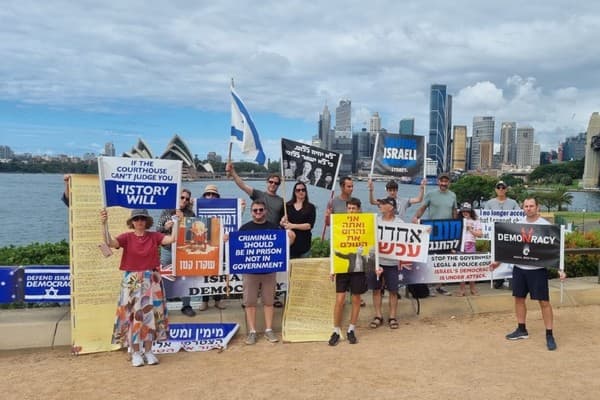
[1,173,599,247]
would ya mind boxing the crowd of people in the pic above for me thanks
[63,168,566,367]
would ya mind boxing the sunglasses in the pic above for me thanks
[496,186,507,190]
[132,216,146,221]
[180,196,190,201]
[268,180,281,186]
[252,208,265,213]
[203,193,219,198]
[295,188,306,192]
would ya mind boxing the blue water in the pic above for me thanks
[1,173,599,247]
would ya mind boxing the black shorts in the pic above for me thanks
[335,272,367,295]
[512,267,549,301]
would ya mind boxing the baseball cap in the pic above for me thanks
[460,202,472,211]
[495,181,507,189]
[438,172,451,180]
[377,197,397,209]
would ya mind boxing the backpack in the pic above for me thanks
[407,283,429,299]
[407,283,429,315]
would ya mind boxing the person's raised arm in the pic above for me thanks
[409,178,426,204]
[368,179,378,206]
[100,209,119,248]
[226,161,253,196]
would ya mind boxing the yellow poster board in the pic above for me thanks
[69,175,128,354]
[330,213,377,274]
[282,258,335,342]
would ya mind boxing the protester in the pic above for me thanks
[240,199,294,345]
[226,162,285,307]
[455,202,483,297]
[368,178,426,218]
[490,197,566,351]
[485,180,521,289]
[329,197,368,345]
[157,189,197,316]
[281,182,316,258]
[368,197,401,329]
[325,177,367,307]
[100,208,177,367]
[412,172,458,296]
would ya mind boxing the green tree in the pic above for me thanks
[451,175,497,206]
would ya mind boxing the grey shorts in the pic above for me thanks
[243,273,277,307]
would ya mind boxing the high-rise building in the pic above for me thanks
[500,122,516,165]
[353,130,372,173]
[445,95,453,172]
[104,142,115,157]
[399,118,415,135]
[331,136,353,175]
[471,116,495,170]
[581,112,600,189]
[562,132,587,161]
[0,145,14,159]
[369,112,381,133]
[516,126,535,168]
[318,105,331,149]
[335,100,352,138]
[428,84,449,174]
[451,125,467,171]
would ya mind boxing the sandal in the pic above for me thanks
[273,300,284,308]
[470,289,480,296]
[453,290,465,297]
[369,316,383,329]
[389,318,399,329]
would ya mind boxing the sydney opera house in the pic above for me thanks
[122,134,213,180]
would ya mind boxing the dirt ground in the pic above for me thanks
[2,304,599,400]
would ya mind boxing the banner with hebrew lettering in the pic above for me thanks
[420,218,463,253]
[330,213,378,274]
[281,138,341,190]
[376,221,429,263]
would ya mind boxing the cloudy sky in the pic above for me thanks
[1,1,598,162]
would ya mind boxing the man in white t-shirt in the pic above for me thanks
[491,197,566,351]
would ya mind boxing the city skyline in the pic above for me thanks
[2,2,599,163]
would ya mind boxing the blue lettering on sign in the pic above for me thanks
[167,323,237,341]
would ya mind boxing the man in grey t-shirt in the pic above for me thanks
[484,180,520,211]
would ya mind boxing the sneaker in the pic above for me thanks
[347,330,357,344]
[198,302,209,311]
[264,330,279,343]
[436,287,451,296]
[328,332,340,346]
[181,305,196,317]
[131,351,144,367]
[144,351,159,365]
[546,335,557,351]
[428,287,437,297]
[245,332,257,345]
[214,300,227,310]
[505,328,529,340]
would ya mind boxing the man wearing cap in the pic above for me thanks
[485,180,520,289]
[368,197,402,330]
[157,188,197,316]
[368,178,426,218]
[196,184,227,311]
[485,181,520,211]
[412,172,457,296]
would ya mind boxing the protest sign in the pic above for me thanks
[493,222,562,268]
[376,220,430,263]
[398,253,493,284]
[421,218,463,253]
[281,138,341,190]
[228,230,289,274]
[331,213,378,274]
[371,132,424,179]
[478,209,525,240]
[98,156,182,209]
[174,216,223,276]
[23,266,70,302]
[152,323,239,353]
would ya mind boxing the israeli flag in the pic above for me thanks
[230,87,267,168]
